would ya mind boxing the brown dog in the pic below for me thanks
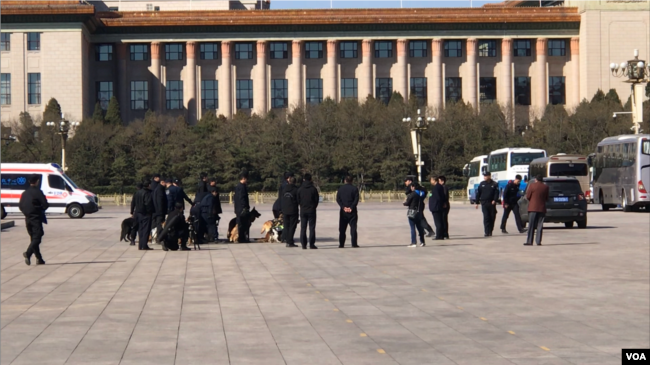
[227,207,261,243]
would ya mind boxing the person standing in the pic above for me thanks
[194,172,209,204]
[500,175,526,234]
[274,172,293,245]
[134,181,155,250]
[524,175,549,246]
[201,188,221,243]
[404,176,435,237]
[166,178,178,213]
[20,174,49,265]
[151,174,161,194]
[234,172,251,243]
[437,176,450,239]
[475,172,499,237]
[336,176,360,248]
[208,178,222,242]
[281,176,300,248]
[297,173,319,249]
[152,179,167,243]
[429,176,447,241]
[405,183,426,247]
[173,179,193,210]
[129,183,143,245]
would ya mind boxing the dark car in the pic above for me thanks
[518,177,588,228]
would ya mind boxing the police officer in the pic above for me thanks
[151,174,161,194]
[152,179,167,241]
[336,175,360,248]
[201,187,221,243]
[500,174,526,234]
[166,178,177,213]
[281,176,300,248]
[158,202,191,251]
[475,172,499,237]
[129,183,143,245]
[134,181,155,250]
[195,172,208,203]
[20,174,49,265]
[173,179,193,210]
[234,171,251,243]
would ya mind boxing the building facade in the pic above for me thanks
[0,0,648,124]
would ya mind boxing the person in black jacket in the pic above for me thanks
[201,188,221,243]
[19,174,49,265]
[475,172,500,237]
[428,176,447,241]
[129,183,143,245]
[158,202,191,251]
[234,172,251,243]
[404,183,426,247]
[152,179,168,242]
[500,175,526,234]
[151,174,161,195]
[336,175,360,248]
[281,176,300,248]
[404,177,435,237]
[438,176,450,239]
[296,173,319,249]
[133,181,155,250]
[273,172,293,244]
[194,172,208,203]
[166,179,178,213]
[173,179,193,210]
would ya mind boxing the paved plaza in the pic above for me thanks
[1,202,648,365]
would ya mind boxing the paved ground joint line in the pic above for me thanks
[173,252,190,365]
[209,249,231,365]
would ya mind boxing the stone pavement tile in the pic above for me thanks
[387,350,457,365]
[447,354,516,365]
[276,345,342,365]
[337,352,399,365]
[559,355,619,365]
[508,357,574,365]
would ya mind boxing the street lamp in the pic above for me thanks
[403,109,435,183]
[45,114,79,171]
[1,135,16,145]
[610,49,650,134]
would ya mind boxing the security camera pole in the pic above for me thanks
[403,109,435,183]
[610,49,649,134]
[45,113,79,171]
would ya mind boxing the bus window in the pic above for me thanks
[643,139,650,155]
[489,153,507,171]
[549,163,588,176]
[468,161,480,177]
[510,152,545,166]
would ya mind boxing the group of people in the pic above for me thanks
[403,175,450,247]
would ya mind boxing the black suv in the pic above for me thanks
[518,177,588,228]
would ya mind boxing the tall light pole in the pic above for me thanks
[403,109,434,183]
[46,114,79,171]
[610,49,649,134]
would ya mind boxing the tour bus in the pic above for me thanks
[528,154,590,200]
[592,134,650,212]
[485,147,547,200]
[462,155,488,203]
[1,163,99,218]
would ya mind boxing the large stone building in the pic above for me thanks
[0,0,648,124]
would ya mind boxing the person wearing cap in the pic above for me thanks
[404,176,435,237]
[201,187,222,243]
[151,174,161,194]
[166,178,179,213]
[173,179,193,211]
[475,172,500,237]
[235,171,251,243]
[500,174,526,234]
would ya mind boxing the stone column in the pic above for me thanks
[466,38,478,108]
[116,43,129,121]
[570,37,580,107]
[289,40,303,108]
[254,41,268,115]
[186,41,197,123]
[360,39,373,101]
[396,39,408,100]
[220,41,232,119]
[536,38,548,111]
[325,40,337,101]
[151,42,161,111]
[501,38,513,109]
[431,39,443,110]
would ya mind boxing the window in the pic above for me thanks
[130,81,148,110]
[154,6,160,11]
[514,77,531,106]
[48,175,66,191]
[27,33,40,51]
[514,40,531,57]
[27,73,41,105]
[445,77,462,103]
[200,43,219,60]
[341,78,358,99]
[108,6,119,11]
[1,173,39,190]
[1,74,10,105]
[270,42,288,59]
[409,41,427,58]
[643,140,650,155]
[96,81,113,110]
[166,81,183,109]
[1,33,10,52]
[548,40,566,56]
[410,77,427,105]
[271,79,288,108]
[165,44,183,61]
[339,41,358,59]
[306,79,323,104]
[549,76,565,105]
[95,44,113,61]
[478,40,497,57]
[305,42,323,59]
[444,40,462,57]
[146,3,153,11]
[235,43,253,60]
[548,163,589,177]
[489,153,507,172]
[236,79,253,109]
[479,77,497,103]
[375,78,392,104]
[130,44,148,61]
[201,80,218,110]
[511,152,544,167]
[374,41,393,58]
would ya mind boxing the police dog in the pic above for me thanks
[258,215,284,243]
[227,207,261,243]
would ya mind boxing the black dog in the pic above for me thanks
[227,207,261,242]
[120,217,134,242]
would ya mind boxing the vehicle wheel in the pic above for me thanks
[67,204,85,219]
[622,191,632,212]
[577,218,587,229]
[564,221,574,228]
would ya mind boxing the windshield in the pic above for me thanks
[643,139,650,155]
[469,161,480,177]
[62,174,79,189]
[549,163,588,176]
[511,152,545,166]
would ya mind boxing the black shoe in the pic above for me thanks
[351,245,359,248]
[162,244,169,251]
[339,245,345,248]
[23,252,31,266]
[310,246,318,249]
[286,243,298,248]
[501,229,508,234]
[519,228,528,233]
[129,239,136,246]
[444,235,450,239]
[36,260,45,265]
[140,247,154,250]
[426,232,435,238]
[180,246,191,251]
[302,246,307,250]
[523,243,533,246]
[129,242,135,246]
[536,243,542,246]
[484,234,489,237]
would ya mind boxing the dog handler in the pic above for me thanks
[234,171,251,243]
[20,174,49,265]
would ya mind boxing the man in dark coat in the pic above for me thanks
[173,179,193,210]
[129,183,143,245]
[438,176,451,239]
[404,176,435,237]
[297,173,319,249]
[19,174,49,265]
[150,174,161,195]
[500,174,526,234]
[201,188,221,243]
[336,175,360,248]
[281,176,300,248]
[524,175,549,246]
[166,178,178,213]
[273,172,293,244]
[133,181,155,250]
[207,178,222,241]
[152,179,168,241]
[194,172,208,203]
[428,176,447,240]
[234,171,251,243]
[158,202,191,251]
[475,172,500,237]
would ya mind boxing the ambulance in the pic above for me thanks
[1,163,99,218]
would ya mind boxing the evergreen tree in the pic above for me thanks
[590,89,605,103]
[605,89,622,106]
[92,102,105,123]
[43,98,62,123]
[105,96,122,125]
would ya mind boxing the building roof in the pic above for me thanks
[0,0,94,15]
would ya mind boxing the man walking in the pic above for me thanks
[20,174,49,265]
[281,176,300,248]
[500,175,526,234]
[524,175,549,246]
[234,171,251,243]
[404,176,435,237]
[429,176,446,241]
[475,172,499,237]
[438,176,450,239]
[134,181,155,250]
[336,175,360,248]
[152,179,167,242]
[297,173,319,249]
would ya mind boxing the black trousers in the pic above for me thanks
[236,214,250,243]
[129,217,139,242]
[284,214,299,245]
[500,203,523,232]
[203,215,218,242]
[25,218,44,261]
[442,207,450,238]
[136,213,152,250]
[526,212,545,245]
[480,202,497,235]
[300,212,317,248]
[339,210,358,247]
[432,211,444,239]
[421,215,434,234]
[153,215,165,239]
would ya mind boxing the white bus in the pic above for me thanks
[528,154,590,200]
[593,134,650,212]
[486,147,547,200]
[462,155,488,204]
